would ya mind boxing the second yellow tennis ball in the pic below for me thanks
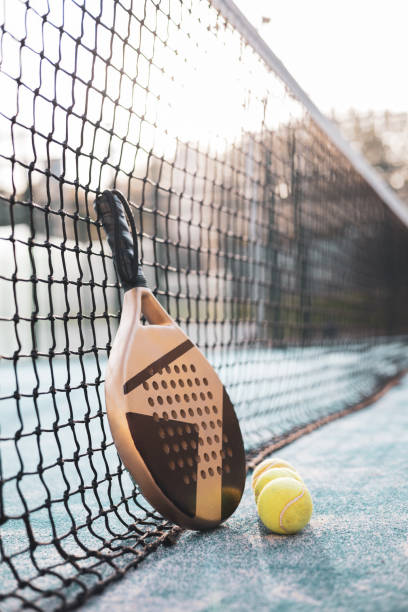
[254,467,303,501]
[251,457,298,490]
[257,477,313,534]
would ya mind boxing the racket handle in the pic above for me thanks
[94,190,147,291]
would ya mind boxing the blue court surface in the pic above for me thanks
[82,375,408,611]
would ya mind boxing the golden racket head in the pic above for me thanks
[105,288,246,530]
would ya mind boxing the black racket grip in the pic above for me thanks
[94,190,147,291]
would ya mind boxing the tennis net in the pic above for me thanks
[1,0,408,609]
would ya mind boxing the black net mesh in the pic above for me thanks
[1,0,408,609]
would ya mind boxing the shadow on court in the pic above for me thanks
[83,375,408,611]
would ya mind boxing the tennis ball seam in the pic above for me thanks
[279,486,306,533]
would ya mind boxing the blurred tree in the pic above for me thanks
[331,110,408,206]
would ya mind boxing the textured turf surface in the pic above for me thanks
[84,375,408,611]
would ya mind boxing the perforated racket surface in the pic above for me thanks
[95,191,245,530]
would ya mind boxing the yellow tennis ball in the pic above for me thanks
[257,477,313,534]
[254,467,303,501]
[251,458,298,490]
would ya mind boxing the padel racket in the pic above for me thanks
[94,190,245,530]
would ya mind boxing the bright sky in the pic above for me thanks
[234,0,408,114]
[2,0,406,197]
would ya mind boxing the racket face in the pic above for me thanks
[105,289,246,530]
